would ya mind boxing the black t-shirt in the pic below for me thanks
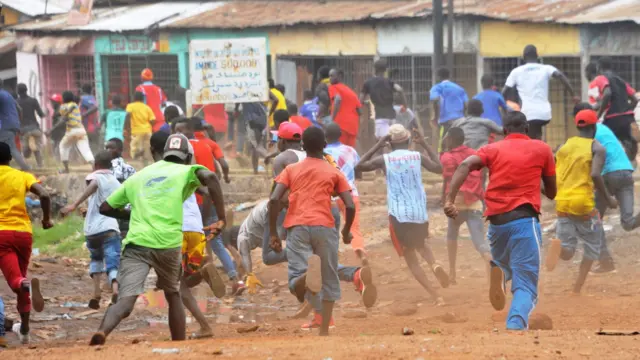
[17,96,45,130]
[362,76,396,120]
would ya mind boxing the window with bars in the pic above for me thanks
[102,55,179,107]
[43,55,95,98]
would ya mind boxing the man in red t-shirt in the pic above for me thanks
[269,127,355,336]
[329,69,362,147]
[287,103,313,131]
[444,111,557,331]
[136,68,167,132]
[190,118,230,183]
[440,127,490,285]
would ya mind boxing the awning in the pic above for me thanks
[0,34,17,54]
[16,35,85,55]
[0,68,17,79]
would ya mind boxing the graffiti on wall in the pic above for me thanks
[110,36,153,54]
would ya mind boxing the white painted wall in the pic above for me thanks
[376,18,479,55]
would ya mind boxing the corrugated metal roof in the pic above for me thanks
[17,35,84,54]
[0,0,74,17]
[559,0,640,25]
[165,1,424,29]
[9,2,224,32]
[9,0,640,33]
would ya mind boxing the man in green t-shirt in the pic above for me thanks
[101,95,127,143]
[89,133,227,346]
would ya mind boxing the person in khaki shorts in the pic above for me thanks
[125,91,155,165]
[89,133,227,346]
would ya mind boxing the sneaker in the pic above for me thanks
[432,264,450,288]
[489,265,506,311]
[590,262,617,275]
[231,280,246,296]
[305,255,322,294]
[545,238,562,272]
[28,278,45,313]
[354,267,377,308]
[301,313,335,331]
[201,263,227,299]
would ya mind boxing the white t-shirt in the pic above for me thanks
[182,194,204,233]
[505,63,558,122]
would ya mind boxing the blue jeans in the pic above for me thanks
[595,170,637,262]
[202,204,238,280]
[86,230,122,283]
[488,217,542,330]
[0,296,5,337]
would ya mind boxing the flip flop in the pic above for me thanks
[432,264,450,289]
[31,278,45,312]
[190,330,214,339]
[202,263,227,298]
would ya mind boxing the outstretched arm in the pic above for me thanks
[413,131,442,174]
[552,70,578,102]
[61,180,98,216]
[354,136,388,173]
[197,169,226,226]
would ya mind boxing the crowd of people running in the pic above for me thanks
[1,43,640,347]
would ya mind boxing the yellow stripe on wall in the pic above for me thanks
[268,24,376,56]
[480,21,580,57]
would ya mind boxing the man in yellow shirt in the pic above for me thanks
[0,143,53,345]
[268,79,287,130]
[546,109,617,294]
[125,91,155,165]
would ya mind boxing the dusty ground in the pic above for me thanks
[4,167,640,359]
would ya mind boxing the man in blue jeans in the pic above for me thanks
[444,112,557,330]
[573,103,640,274]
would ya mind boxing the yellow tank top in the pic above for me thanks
[555,137,595,215]
[267,88,287,128]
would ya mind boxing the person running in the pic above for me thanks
[329,68,362,147]
[158,105,183,134]
[360,59,407,139]
[89,133,226,346]
[126,91,155,165]
[60,151,122,309]
[572,103,638,274]
[173,118,239,294]
[101,94,127,143]
[430,68,468,151]
[47,91,95,173]
[440,127,491,285]
[443,111,556,330]
[80,84,100,153]
[356,124,448,305]
[315,66,332,126]
[49,93,65,160]
[474,74,509,127]
[0,142,52,344]
[300,90,320,128]
[503,44,579,140]
[288,103,313,131]
[16,83,45,168]
[594,57,639,162]
[450,99,503,150]
[269,126,355,336]
[136,68,167,132]
[191,117,231,184]
[0,80,30,171]
[268,79,287,132]
[105,137,135,239]
[323,123,365,263]
[241,102,269,173]
[545,109,617,294]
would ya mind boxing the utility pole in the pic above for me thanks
[432,0,444,77]
[447,0,454,74]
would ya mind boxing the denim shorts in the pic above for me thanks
[86,230,122,283]
[556,213,602,261]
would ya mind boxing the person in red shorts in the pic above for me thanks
[329,68,362,147]
[136,68,167,132]
[0,143,53,344]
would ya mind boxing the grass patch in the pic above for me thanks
[32,216,87,257]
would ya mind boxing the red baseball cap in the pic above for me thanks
[575,109,598,127]
[271,122,302,141]
[50,93,62,103]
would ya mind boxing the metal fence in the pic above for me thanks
[43,55,95,100]
[102,55,179,106]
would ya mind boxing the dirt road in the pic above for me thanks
[4,191,640,359]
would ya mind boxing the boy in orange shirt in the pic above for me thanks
[0,143,53,345]
[269,127,355,336]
